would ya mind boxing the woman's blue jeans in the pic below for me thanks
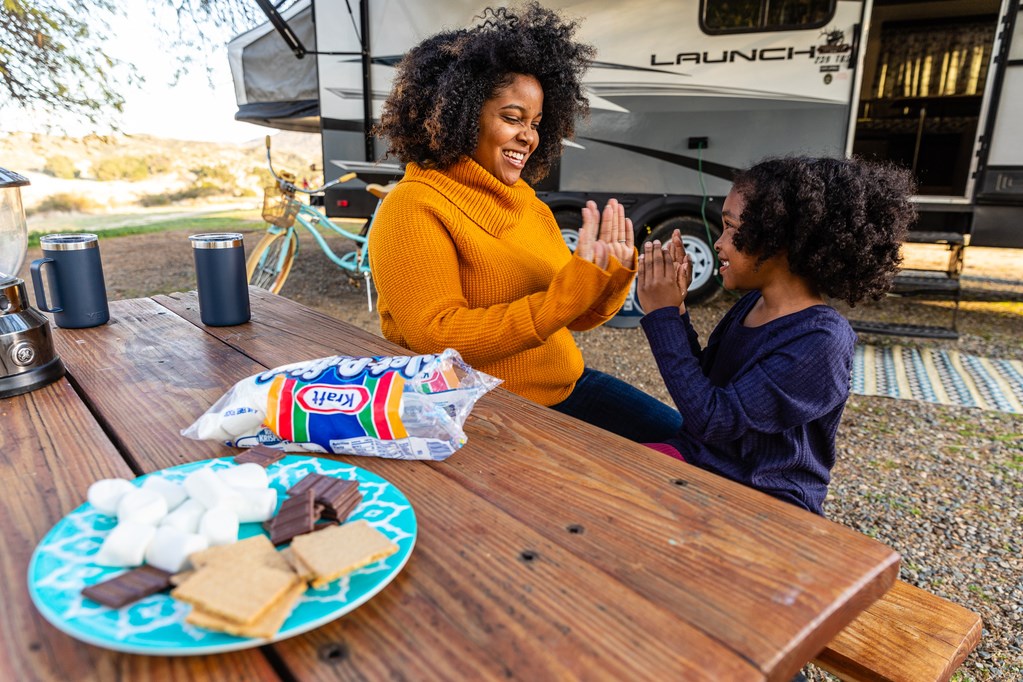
[550,368,682,443]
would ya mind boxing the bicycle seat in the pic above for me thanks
[366,182,399,200]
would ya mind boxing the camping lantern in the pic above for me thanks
[0,168,65,398]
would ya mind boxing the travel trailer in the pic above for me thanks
[231,0,1022,311]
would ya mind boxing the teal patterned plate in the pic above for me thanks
[28,456,416,655]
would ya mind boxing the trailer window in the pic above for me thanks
[701,0,834,34]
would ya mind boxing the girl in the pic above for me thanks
[636,157,915,514]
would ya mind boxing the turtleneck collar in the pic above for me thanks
[403,157,536,237]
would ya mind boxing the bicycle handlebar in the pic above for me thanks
[265,134,357,195]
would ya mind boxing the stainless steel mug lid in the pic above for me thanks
[39,233,99,251]
[189,233,244,249]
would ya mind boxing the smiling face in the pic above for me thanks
[715,188,764,291]
[471,73,543,186]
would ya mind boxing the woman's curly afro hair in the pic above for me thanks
[374,2,594,184]
[730,156,917,306]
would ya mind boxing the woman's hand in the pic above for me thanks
[575,200,608,269]
[576,199,634,269]
[637,238,685,313]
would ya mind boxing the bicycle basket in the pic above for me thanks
[262,183,300,229]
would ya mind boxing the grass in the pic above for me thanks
[27,210,264,248]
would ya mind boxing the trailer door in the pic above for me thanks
[972,2,1023,246]
[851,0,1004,201]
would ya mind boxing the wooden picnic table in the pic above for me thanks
[1,287,901,681]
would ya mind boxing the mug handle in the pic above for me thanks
[30,258,64,313]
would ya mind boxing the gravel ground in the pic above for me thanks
[22,229,1023,680]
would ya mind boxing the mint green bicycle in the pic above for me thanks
[247,136,397,310]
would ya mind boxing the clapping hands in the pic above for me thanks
[575,199,635,269]
[637,229,693,314]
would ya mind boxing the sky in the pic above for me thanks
[8,2,269,144]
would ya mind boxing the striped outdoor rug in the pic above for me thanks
[852,345,1023,414]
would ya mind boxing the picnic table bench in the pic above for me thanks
[1,287,916,680]
[813,578,982,682]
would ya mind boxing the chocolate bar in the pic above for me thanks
[234,444,286,468]
[82,565,173,608]
[267,490,318,545]
[288,474,362,522]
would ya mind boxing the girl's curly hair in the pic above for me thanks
[730,157,917,306]
[374,2,594,184]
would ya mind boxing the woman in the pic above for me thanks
[368,2,681,442]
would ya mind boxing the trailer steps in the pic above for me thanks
[891,270,962,296]
[904,230,965,245]
[848,233,965,340]
[849,319,960,340]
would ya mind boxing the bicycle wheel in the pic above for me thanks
[246,228,298,294]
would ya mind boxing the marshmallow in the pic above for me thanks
[221,406,265,437]
[190,414,234,443]
[216,463,270,490]
[94,521,157,567]
[144,526,209,573]
[160,498,207,534]
[87,479,136,516]
[141,476,188,512]
[230,487,278,523]
[199,506,239,546]
[183,468,242,511]
[116,488,168,526]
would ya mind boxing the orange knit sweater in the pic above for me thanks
[368,157,635,405]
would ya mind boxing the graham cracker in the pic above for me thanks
[290,519,399,588]
[188,533,292,574]
[172,563,300,625]
[280,546,317,582]
[185,580,307,638]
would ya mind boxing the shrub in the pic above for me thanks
[43,155,77,179]
[26,193,98,215]
[145,154,173,174]
[138,193,172,207]
[95,156,150,181]
[190,164,237,191]
[137,186,221,207]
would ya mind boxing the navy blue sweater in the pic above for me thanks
[640,292,856,514]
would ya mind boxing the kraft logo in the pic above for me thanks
[296,384,371,414]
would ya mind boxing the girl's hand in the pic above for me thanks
[577,199,633,270]
[637,239,684,313]
[667,229,693,302]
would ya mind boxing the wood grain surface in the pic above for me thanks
[150,288,901,681]
[0,377,277,681]
[814,579,984,682]
[8,288,900,681]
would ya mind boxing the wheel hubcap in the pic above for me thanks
[561,228,579,253]
[681,236,715,290]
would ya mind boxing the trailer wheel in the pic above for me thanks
[554,209,583,252]
[643,215,721,304]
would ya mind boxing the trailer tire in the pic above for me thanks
[554,209,583,253]
[643,215,720,305]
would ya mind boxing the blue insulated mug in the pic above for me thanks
[30,233,110,329]
[190,233,250,326]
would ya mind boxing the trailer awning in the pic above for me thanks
[234,100,320,133]
[228,0,318,131]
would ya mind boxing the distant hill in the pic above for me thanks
[0,130,322,210]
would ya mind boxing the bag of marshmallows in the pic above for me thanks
[182,349,500,461]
